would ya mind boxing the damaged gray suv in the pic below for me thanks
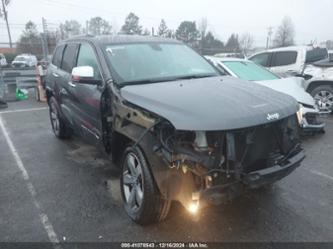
[46,35,305,224]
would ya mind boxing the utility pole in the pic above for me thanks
[266,26,273,49]
[86,20,89,35]
[1,0,12,48]
[41,17,49,61]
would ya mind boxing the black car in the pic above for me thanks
[45,35,305,225]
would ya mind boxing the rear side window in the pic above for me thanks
[271,51,297,67]
[249,53,270,67]
[52,45,65,67]
[61,44,79,73]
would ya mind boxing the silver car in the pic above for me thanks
[206,56,325,132]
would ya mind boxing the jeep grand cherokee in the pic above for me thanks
[45,35,305,224]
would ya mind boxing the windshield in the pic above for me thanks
[14,56,27,62]
[105,43,219,85]
[223,61,279,81]
[306,48,328,63]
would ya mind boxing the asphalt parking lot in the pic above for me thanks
[0,96,333,243]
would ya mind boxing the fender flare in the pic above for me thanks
[306,80,333,93]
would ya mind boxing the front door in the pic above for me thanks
[69,42,104,144]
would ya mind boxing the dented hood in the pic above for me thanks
[120,76,298,131]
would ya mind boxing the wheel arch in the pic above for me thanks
[306,80,333,94]
[113,122,195,203]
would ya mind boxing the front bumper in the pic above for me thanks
[242,150,305,189]
[197,150,305,206]
[300,107,325,131]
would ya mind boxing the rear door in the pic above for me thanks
[68,42,104,144]
[57,43,80,127]
[269,51,298,75]
[46,44,65,94]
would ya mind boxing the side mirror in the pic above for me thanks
[71,66,101,85]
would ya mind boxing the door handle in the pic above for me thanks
[52,72,59,78]
[68,81,76,88]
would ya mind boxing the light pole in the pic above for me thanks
[1,0,12,48]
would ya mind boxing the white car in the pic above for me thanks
[12,54,37,68]
[206,56,325,132]
[248,46,333,113]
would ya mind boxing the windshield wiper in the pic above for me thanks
[119,78,168,87]
[119,73,218,87]
[170,73,217,81]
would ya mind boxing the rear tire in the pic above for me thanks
[49,97,72,139]
[310,85,333,113]
[120,145,171,225]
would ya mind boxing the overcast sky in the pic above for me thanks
[0,0,332,46]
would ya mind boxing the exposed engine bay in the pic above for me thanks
[153,114,302,201]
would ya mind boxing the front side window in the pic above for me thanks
[271,51,297,67]
[61,44,78,73]
[223,61,279,81]
[76,43,101,80]
[249,53,270,67]
[105,43,218,85]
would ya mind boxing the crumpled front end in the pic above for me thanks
[297,104,325,132]
[150,114,305,209]
[114,81,304,211]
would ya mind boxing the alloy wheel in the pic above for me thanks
[122,152,144,211]
[314,90,333,111]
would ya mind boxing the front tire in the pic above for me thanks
[120,145,171,225]
[49,97,72,139]
[310,85,333,113]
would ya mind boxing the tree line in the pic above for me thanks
[16,13,297,58]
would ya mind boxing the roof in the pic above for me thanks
[65,34,181,45]
[265,45,312,52]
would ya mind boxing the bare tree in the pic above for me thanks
[225,33,240,52]
[17,21,43,56]
[175,21,199,45]
[158,19,169,37]
[273,16,295,48]
[58,20,82,40]
[240,33,254,56]
[120,12,142,35]
[198,17,208,39]
[88,17,112,35]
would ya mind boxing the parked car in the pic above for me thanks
[0,53,8,67]
[248,46,333,113]
[46,35,304,224]
[206,56,325,133]
[12,54,38,68]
